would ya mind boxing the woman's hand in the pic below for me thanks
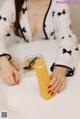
[0,57,20,85]
[10,58,20,71]
[48,67,68,95]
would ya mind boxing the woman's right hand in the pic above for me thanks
[0,57,20,85]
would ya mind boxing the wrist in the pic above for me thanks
[0,56,9,62]
[53,67,68,75]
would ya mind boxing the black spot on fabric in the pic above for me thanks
[62,48,72,55]
[51,31,55,36]
[0,15,6,21]
[21,27,26,33]
[22,7,27,14]
[57,12,62,16]
[61,36,65,39]
[52,11,55,17]
[3,18,6,21]
[57,9,66,17]
[6,33,11,37]
[69,35,72,38]
[75,47,79,51]
[62,9,66,14]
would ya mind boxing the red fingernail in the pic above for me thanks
[48,85,52,89]
[51,92,54,96]
[48,90,51,94]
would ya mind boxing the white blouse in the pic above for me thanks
[0,0,79,76]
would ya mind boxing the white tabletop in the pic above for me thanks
[0,40,80,119]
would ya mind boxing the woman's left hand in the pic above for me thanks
[48,67,68,95]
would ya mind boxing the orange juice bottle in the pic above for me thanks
[34,58,55,100]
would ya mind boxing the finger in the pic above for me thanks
[48,76,60,91]
[12,68,20,84]
[10,59,20,71]
[53,78,64,93]
[48,75,57,88]
[11,62,20,71]
[48,77,59,95]
[58,81,65,92]
[9,73,17,85]
[10,61,20,71]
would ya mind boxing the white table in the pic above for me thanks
[0,40,80,119]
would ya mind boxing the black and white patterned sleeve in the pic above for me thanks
[0,0,15,60]
[50,3,79,76]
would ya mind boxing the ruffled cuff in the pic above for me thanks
[50,63,75,77]
[0,53,12,61]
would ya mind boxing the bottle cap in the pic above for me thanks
[34,58,45,68]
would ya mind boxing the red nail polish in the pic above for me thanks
[48,85,52,89]
[51,92,54,96]
[48,90,51,94]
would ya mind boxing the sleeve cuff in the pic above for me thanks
[0,53,12,61]
[50,63,75,77]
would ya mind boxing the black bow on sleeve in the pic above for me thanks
[63,48,72,55]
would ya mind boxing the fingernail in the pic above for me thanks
[48,85,52,89]
[48,90,51,94]
[51,92,54,96]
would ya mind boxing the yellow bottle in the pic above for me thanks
[34,58,55,100]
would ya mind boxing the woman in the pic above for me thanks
[0,0,79,95]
